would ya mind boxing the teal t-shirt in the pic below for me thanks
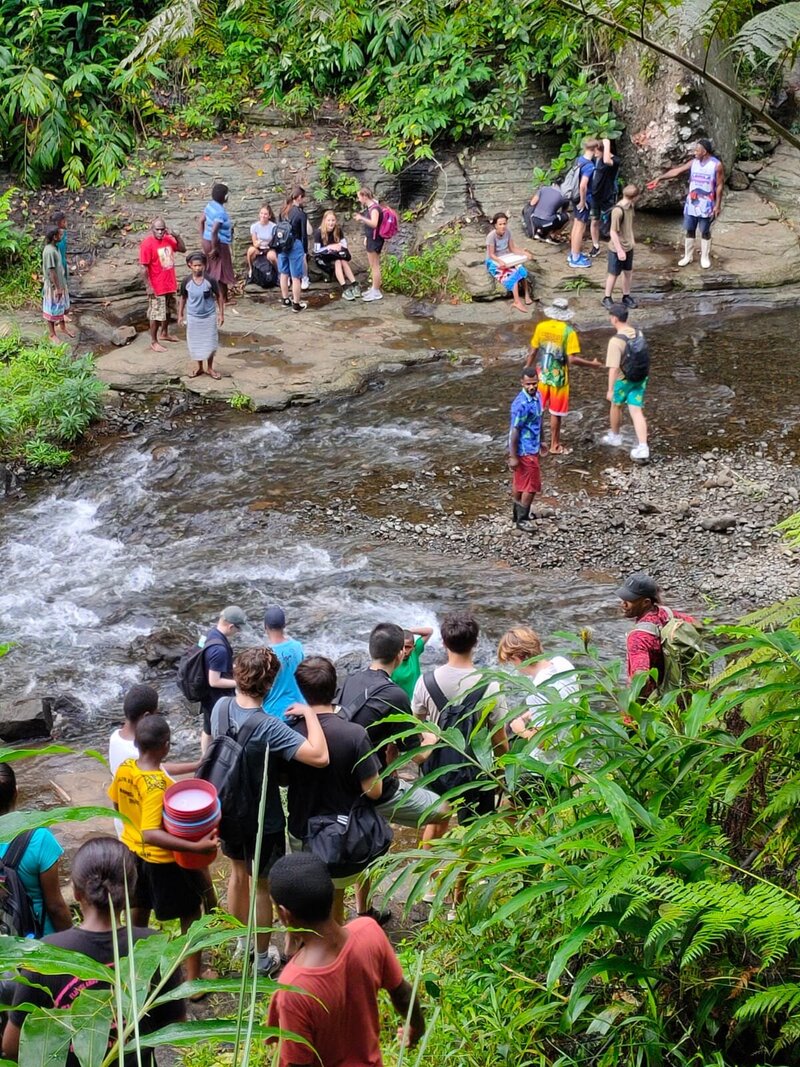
[262,638,305,720]
[391,637,425,698]
[0,827,64,934]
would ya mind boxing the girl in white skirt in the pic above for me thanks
[178,251,224,379]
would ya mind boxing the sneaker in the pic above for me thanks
[544,235,561,245]
[622,294,638,308]
[350,283,361,298]
[281,297,292,308]
[600,431,623,447]
[567,254,592,269]
[342,285,357,300]
[362,288,383,301]
[601,296,614,310]
[301,276,310,290]
[630,442,650,461]
[291,301,307,313]
[589,245,602,257]
[533,231,543,241]
[256,945,282,977]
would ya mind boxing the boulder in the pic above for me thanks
[729,168,750,191]
[0,698,53,741]
[334,650,370,678]
[700,514,738,532]
[111,325,137,347]
[612,33,741,205]
[130,627,193,668]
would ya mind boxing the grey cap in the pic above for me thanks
[543,297,574,322]
[220,605,247,627]
[615,573,658,602]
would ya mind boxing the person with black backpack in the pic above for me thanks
[412,613,509,838]
[600,304,650,461]
[0,764,71,938]
[205,647,328,976]
[276,187,308,313]
[183,605,246,754]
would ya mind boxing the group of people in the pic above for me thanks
[0,574,691,1066]
[488,137,725,313]
[508,295,650,526]
[134,182,392,377]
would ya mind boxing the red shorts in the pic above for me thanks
[513,454,542,495]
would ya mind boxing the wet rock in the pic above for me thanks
[703,474,735,489]
[130,627,193,668]
[0,698,53,741]
[111,325,137,346]
[637,500,660,514]
[334,651,370,676]
[700,514,738,532]
[729,168,751,191]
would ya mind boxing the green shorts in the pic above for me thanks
[613,376,648,407]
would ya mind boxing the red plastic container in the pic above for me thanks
[163,780,218,822]
[174,846,217,869]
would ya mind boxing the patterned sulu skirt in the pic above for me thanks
[485,259,527,292]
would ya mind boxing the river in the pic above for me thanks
[1,304,798,752]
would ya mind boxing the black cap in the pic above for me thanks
[615,572,658,602]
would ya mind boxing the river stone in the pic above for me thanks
[700,514,738,532]
[111,325,137,346]
[612,33,740,207]
[729,168,751,191]
[130,628,192,667]
[0,698,53,741]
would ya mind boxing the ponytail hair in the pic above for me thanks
[72,837,137,913]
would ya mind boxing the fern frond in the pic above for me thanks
[727,1,800,65]
[735,982,800,1022]
[122,0,221,65]
[738,598,800,633]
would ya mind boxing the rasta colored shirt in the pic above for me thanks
[509,388,543,456]
[531,319,580,389]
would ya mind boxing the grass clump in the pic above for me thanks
[0,333,105,469]
[382,236,470,302]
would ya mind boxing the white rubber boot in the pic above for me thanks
[700,238,712,269]
[678,237,695,267]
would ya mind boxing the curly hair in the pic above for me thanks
[234,647,280,699]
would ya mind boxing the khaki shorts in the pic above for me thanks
[375,778,449,828]
[148,292,177,323]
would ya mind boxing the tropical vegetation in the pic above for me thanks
[0,332,105,469]
[2,0,799,190]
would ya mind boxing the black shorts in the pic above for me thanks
[222,830,286,879]
[607,248,634,275]
[134,854,206,921]
[365,234,385,254]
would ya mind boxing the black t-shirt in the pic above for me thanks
[335,669,417,803]
[286,713,381,840]
[287,205,308,253]
[9,925,184,1067]
[201,626,233,715]
[592,157,620,208]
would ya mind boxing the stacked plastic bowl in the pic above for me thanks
[162,779,220,869]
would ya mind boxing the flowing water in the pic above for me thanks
[1,305,798,753]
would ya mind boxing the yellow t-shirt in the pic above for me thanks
[108,759,174,864]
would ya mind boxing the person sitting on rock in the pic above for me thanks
[246,203,278,281]
[313,211,359,299]
[523,184,569,243]
[485,212,533,314]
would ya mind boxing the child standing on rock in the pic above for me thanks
[179,251,225,380]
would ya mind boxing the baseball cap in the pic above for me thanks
[615,573,658,602]
[220,605,247,627]
[264,606,286,629]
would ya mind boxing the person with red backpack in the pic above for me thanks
[354,186,397,302]
[616,573,698,697]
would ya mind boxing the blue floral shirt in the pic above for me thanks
[509,388,543,456]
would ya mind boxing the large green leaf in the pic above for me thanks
[0,937,114,983]
[18,1011,73,1067]
[0,807,118,840]
[68,988,113,1067]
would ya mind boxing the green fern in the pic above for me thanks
[729,1,800,65]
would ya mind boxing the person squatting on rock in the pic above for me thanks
[603,185,639,310]
[647,138,724,269]
[139,217,185,352]
[525,297,602,455]
[178,251,225,379]
[508,367,547,529]
[523,183,569,243]
[601,303,650,461]
[485,212,533,313]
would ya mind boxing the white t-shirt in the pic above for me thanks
[108,729,138,774]
[250,221,275,249]
[520,655,578,761]
[412,664,507,727]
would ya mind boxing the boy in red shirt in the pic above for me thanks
[267,853,424,1067]
[617,572,694,696]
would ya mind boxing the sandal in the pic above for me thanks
[208,370,221,380]
[189,368,204,378]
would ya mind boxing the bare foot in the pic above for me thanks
[159,334,179,343]
[524,297,534,305]
[189,367,204,378]
[513,302,528,314]
[59,327,76,338]
[150,342,167,353]
[208,370,222,380]
[549,445,573,455]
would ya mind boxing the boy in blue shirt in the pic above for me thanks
[262,606,304,720]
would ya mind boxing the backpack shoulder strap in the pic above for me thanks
[423,670,449,713]
[219,696,234,736]
[661,606,674,622]
[3,829,35,871]
[632,621,661,637]
[340,678,397,721]
[459,683,490,711]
